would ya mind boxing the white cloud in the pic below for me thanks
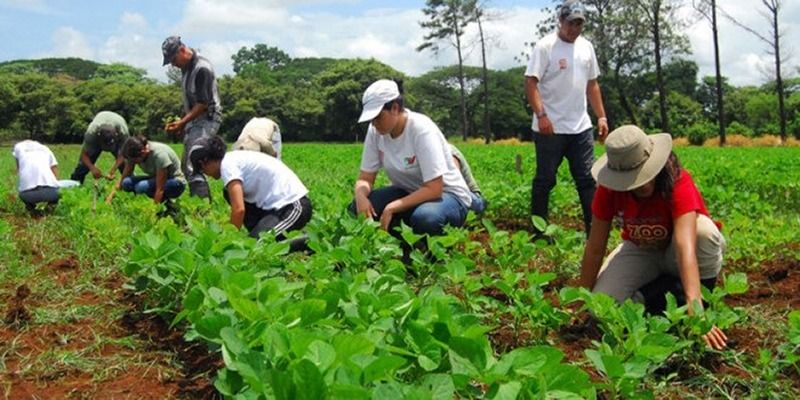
[29,1,800,87]
[686,0,799,86]
[44,27,94,59]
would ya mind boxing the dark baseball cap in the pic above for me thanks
[162,35,183,66]
[560,0,586,21]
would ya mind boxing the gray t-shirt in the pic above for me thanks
[83,111,129,153]
[450,145,481,194]
[136,142,185,182]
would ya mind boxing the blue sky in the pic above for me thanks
[0,0,797,86]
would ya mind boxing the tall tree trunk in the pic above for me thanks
[653,1,669,133]
[478,15,491,143]
[711,0,726,146]
[455,29,468,141]
[612,67,638,125]
[770,0,786,143]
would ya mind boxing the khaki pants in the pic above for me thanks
[593,214,726,303]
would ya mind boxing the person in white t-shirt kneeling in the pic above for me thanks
[12,140,79,215]
[190,135,312,251]
[350,79,472,235]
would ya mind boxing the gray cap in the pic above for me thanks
[560,0,586,21]
[161,35,183,66]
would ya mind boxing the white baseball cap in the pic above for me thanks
[357,79,400,123]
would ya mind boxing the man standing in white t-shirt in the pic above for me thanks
[525,0,608,237]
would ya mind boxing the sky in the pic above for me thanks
[0,0,797,87]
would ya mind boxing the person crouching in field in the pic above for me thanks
[70,111,129,184]
[189,136,312,251]
[109,135,186,204]
[450,144,487,214]
[350,79,472,235]
[234,117,282,159]
[13,140,79,215]
[578,125,728,350]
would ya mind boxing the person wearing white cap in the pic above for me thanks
[525,0,609,238]
[578,125,728,350]
[350,79,472,235]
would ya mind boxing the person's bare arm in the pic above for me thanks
[525,76,553,135]
[354,170,378,218]
[673,211,727,350]
[587,79,609,141]
[578,216,612,290]
[226,180,246,229]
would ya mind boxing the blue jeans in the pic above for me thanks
[348,186,467,235]
[531,128,596,234]
[121,176,185,201]
[470,192,487,214]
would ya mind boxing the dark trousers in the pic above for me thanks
[19,186,60,211]
[121,176,185,201]
[70,148,123,184]
[223,191,313,239]
[531,128,596,235]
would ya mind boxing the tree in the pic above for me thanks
[693,0,726,145]
[315,59,405,142]
[631,0,691,133]
[417,0,478,140]
[232,44,291,74]
[720,0,790,142]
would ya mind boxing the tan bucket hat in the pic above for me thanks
[591,125,673,191]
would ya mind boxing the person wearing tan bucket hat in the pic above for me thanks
[578,125,728,350]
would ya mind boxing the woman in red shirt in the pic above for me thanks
[578,125,727,350]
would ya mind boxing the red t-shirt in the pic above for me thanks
[592,170,716,249]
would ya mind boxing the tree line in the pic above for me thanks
[0,0,798,144]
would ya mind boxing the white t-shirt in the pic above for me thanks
[12,140,59,192]
[360,110,472,207]
[220,150,307,211]
[525,32,600,134]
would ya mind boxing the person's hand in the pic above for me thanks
[379,201,401,231]
[538,115,554,135]
[355,195,376,219]
[105,170,116,180]
[165,121,185,138]
[703,325,727,350]
[597,117,609,143]
[91,167,103,179]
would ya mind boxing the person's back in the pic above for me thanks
[234,117,282,158]
[14,140,58,192]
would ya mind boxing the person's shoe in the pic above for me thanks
[286,233,312,253]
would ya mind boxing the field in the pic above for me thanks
[1,142,799,399]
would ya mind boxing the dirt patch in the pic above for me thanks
[727,255,800,310]
[44,255,80,286]
[4,284,32,326]
[120,293,222,399]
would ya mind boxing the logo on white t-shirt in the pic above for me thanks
[558,58,568,70]
[403,155,417,169]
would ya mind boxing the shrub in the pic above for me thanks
[685,122,717,146]
[726,121,753,137]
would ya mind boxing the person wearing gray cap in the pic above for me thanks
[70,111,129,184]
[161,35,222,199]
[525,0,608,238]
